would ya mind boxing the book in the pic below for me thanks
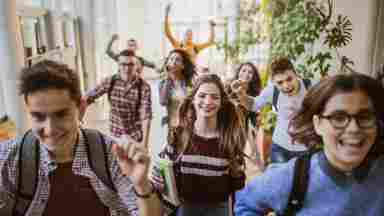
[153,156,181,206]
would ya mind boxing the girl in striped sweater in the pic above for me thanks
[152,74,247,216]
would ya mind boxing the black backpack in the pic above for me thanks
[281,150,314,216]
[272,78,312,112]
[2,128,116,216]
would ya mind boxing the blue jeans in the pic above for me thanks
[176,201,229,216]
[270,143,307,163]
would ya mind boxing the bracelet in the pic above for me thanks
[133,183,155,199]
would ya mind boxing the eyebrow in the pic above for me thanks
[324,108,375,115]
[30,108,70,116]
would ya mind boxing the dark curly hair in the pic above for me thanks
[19,60,81,106]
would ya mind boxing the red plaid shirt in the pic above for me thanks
[86,76,152,142]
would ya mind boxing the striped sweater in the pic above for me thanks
[152,133,245,204]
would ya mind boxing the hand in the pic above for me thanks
[165,3,172,15]
[111,34,119,41]
[112,137,151,189]
[231,80,247,94]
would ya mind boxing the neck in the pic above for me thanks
[121,72,135,82]
[170,70,184,81]
[50,132,77,163]
[194,117,218,138]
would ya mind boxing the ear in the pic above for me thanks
[313,115,323,136]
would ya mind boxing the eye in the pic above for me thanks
[31,113,46,122]
[330,114,348,123]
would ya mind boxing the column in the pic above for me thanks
[0,0,29,134]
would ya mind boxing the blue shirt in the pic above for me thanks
[235,153,384,216]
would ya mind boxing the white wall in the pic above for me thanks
[334,0,376,74]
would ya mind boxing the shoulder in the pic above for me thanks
[0,138,20,162]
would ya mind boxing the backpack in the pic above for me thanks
[107,74,143,121]
[281,150,314,216]
[272,78,312,112]
[5,128,116,216]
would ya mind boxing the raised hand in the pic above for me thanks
[112,137,151,189]
[165,3,172,15]
[111,34,119,41]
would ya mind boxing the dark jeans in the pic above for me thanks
[270,143,307,163]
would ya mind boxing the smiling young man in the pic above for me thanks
[0,60,162,216]
[83,50,152,148]
[236,57,316,163]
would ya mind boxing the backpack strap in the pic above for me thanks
[272,86,279,112]
[302,78,311,90]
[136,78,143,121]
[81,128,117,192]
[283,152,312,216]
[13,130,39,216]
[107,74,119,102]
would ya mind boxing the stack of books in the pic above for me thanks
[153,156,181,206]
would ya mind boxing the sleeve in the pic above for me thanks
[106,39,119,62]
[164,14,181,48]
[234,162,296,216]
[158,79,172,107]
[140,57,156,69]
[84,77,112,104]
[194,24,215,52]
[106,137,139,215]
[140,82,152,121]
[0,139,20,212]
[250,82,274,112]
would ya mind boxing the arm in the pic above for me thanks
[84,77,112,105]
[194,20,216,52]
[235,162,295,216]
[158,79,172,106]
[140,57,157,69]
[236,81,274,112]
[106,34,119,61]
[140,83,152,149]
[112,141,163,216]
[164,3,180,48]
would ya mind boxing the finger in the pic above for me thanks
[112,144,129,161]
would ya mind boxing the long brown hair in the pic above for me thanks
[169,74,247,164]
[289,73,384,157]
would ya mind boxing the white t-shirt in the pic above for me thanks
[251,79,317,151]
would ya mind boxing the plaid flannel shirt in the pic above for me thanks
[86,76,152,141]
[0,129,139,216]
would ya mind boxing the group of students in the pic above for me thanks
[2,4,384,216]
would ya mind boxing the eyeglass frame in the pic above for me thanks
[317,111,377,130]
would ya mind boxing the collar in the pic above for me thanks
[318,151,374,186]
[41,129,93,177]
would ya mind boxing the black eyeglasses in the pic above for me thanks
[318,111,377,129]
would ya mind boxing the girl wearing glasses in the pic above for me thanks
[235,73,384,215]
[154,74,247,216]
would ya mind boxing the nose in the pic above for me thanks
[42,118,58,136]
[204,96,214,104]
[345,118,360,132]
